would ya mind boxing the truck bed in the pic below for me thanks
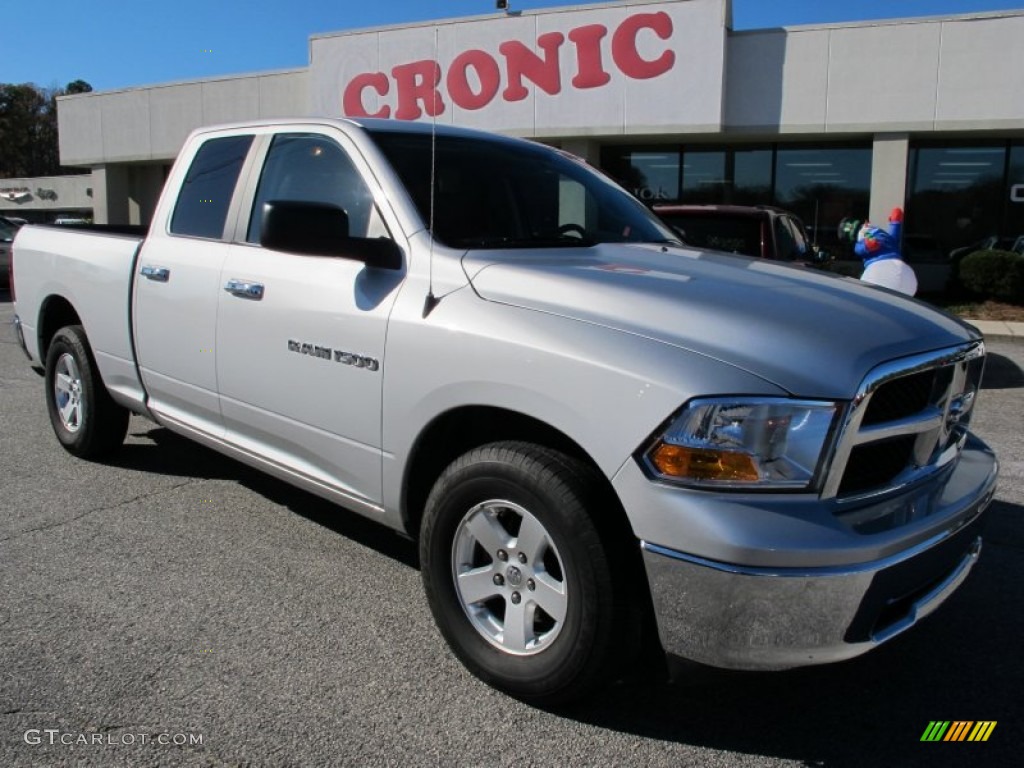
[13,224,147,410]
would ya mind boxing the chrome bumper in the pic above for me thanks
[639,443,996,670]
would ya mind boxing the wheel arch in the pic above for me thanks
[401,405,622,540]
[37,294,83,362]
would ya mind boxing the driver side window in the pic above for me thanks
[247,133,387,244]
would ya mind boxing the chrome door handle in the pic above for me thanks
[140,265,170,282]
[224,279,265,300]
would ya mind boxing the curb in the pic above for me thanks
[961,319,1024,339]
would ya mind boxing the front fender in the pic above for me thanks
[380,287,784,523]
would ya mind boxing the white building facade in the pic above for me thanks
[52,0,1024,255]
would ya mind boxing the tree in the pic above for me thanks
[0,80,92,178]
[65,80,93,95]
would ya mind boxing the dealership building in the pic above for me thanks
[25,0,1024,255]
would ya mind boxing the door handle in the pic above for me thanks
[140,265,170,282]
[224,279,265,300]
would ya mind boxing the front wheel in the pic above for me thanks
[420,442,626,705]
[45,325,129,458]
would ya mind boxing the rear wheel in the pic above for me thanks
[420,441,626,705]
[45,325,129,458]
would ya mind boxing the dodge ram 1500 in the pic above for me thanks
[12,118,997,704]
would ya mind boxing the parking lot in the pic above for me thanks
[1,295,1021,768]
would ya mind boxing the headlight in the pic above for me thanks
[644,397,838,490]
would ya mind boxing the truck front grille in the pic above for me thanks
[822,341,985,502]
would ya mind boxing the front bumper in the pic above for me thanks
[626,436,997,670]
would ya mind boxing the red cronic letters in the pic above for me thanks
[447,50,502,111]
[391,60,446,120]
[612,12,675,79]
[342,73,391,118]
[499,32,565,102]
[341,11,675,119]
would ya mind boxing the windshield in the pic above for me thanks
[368,130,678,250]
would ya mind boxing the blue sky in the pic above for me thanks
[4,0,1022,92]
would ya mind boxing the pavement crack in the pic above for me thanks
[0,479,200,543]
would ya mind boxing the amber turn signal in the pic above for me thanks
[650,442,760,483]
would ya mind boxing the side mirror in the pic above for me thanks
[260,200,402,270]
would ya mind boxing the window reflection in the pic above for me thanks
[733,149,773,205]
[1003,144,1024,246]
[601,143,869,251]
[774,146,872,253]
[601,148,680,202]
[602,139,1024,266]
[681,151,727,203]
[906,144,1006,256]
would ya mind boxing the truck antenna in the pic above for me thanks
[423,27,441,318]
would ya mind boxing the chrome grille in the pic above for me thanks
[822,341,985,501]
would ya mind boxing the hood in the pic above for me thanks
[463,244,979,399]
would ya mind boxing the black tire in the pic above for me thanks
[420,441,627,705]
[44,325,129,458]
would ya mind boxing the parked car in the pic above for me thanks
[940,234,1024,296]
[653,204,824,263]
[0,216,20,291]
[948,235,1017,263]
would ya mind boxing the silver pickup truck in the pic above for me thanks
[11,118,997,704]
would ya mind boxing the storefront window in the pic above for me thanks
[603,143,868,252]
[1004,143,1024,246]
[906,144,1007,256]
[681,150,727,203]
[600,148,680,203]
[678,147,772,205]
[732,148,773,205]
[774,146,871,252]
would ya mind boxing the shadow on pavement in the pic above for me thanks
[113,423,419,569]
[558,498,1023,768]
[982,349,1024,390]
[110,422,1020,767]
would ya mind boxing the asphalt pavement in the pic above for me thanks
[1,296,1022,768]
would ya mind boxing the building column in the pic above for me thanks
[127,165,165,226]
[91,166,130,225]
[559,139,601,166]
[91,164,165,225]
[869,134,910,224]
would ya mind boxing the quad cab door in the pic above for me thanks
[133,133,256,436]
[215,131,405,508]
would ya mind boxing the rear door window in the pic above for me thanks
[666,215,763,257]
[170,135,254,239]
[774,216,809,261]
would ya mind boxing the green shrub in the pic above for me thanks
[958,249,1024,304]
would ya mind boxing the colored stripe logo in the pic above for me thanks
[921,721,997,742]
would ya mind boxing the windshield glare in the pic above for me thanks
[368,130,677,250]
